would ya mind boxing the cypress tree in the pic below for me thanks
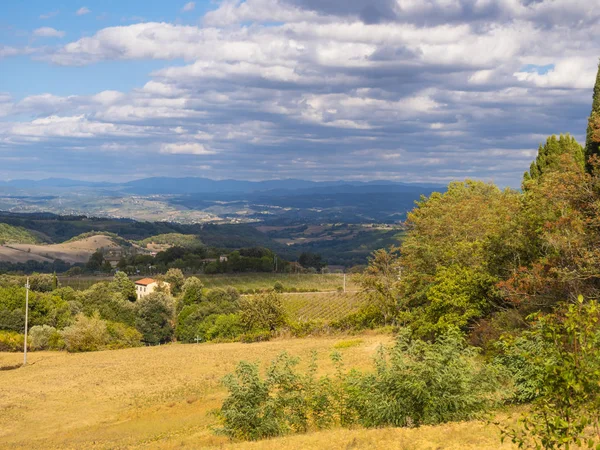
[523,134,584,185]
[585,61,600,170]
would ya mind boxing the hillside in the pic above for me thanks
[0,336,509,450]
[0,223,41,245]
[0,234,121,264]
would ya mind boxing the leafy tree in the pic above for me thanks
[499,297,600,449]
[523,134,584,184]
[355,247,403,326]
[165,268,185,296]
[585,61,600,169]
[239,292,286,332]
[298,252,326,270]
[179,276,205,311]
[78,282,136,326]
[499,156,600,311]
[135,292,175,345]
[111,272,137,302]
[395,180,518,335]
[86,250,104,272]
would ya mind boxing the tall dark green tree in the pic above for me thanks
[523,134,584,184]
[585,61,600,170]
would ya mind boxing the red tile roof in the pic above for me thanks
[135,278,156,286]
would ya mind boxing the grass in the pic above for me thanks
[0,336,513,450]
[282,291,367,322]
[59,273,358,292]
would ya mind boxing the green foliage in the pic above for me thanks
[273,281,284,293]
[239,291,286,333]
[175,286,239,343]
[585,62,600,169]
[414,264,498,337]
[180,276,204,308]
[110,272,137,302]
[205,314,244,341]
[0,330,24,352]
[105,321,143,349]
[61,313,110,352]
[348,328,506,428]
[218,330,504,441]
[165,268,185,296]
[78,282,136,326]
[135,292,175,345]
[138,233,203,249]
[29,325,58,350]
[0,286,71,333]
[0,223,40,245]
[217,352,340,440]
[524,134,584,184]
[499,298,600,449]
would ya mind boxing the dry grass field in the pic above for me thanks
[0,235,119,264]
[0,335,513,450]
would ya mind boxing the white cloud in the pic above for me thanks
[160,142,215,154]
[40,11,59,19]
[76,7,91,16]
[33,27,66,38]
[182,2,195,12]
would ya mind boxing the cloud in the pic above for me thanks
[2,0,599,185]
[40,11,59,20]
[76,7,91,16]
[182,2,195,12]
[33,27,66,38]
[160,142,215,154]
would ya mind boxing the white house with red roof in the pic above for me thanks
[135,278,170,299]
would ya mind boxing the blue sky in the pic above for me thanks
[0,0,599,186]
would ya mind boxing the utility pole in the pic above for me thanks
[23,277,30,366]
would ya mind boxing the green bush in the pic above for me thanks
[273,281,284,293]
[217,328,507,442]
[288,320,328,338]
[347,328,506,428]
[61,313,110,352]
[498,298,600,450]
[0,331,24,352]
[206,314,243,341]
[217,352,338,440]
[106,321,143,349]
[29,325,57,350]
[239,329,272,343]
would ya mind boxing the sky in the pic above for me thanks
[0,0,599,186]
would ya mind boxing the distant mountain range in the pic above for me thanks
[0,176,444,195]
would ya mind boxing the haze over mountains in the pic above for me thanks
[0,176,442,225]
[0,177,443,195]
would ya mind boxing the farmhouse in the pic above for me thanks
[135,278,170,299]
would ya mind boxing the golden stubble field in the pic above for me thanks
[0,335,513,450]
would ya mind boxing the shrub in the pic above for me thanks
[29,325,57,350]
[288,320,328,338]
[347,328,506,428]
[106,321,143,349]
[273,281,284,293]
[61,313,110,352]
[0,331,24,352]
[239,329,272,343]
[498,298,600,450]
[217,352,338,440]
[206,314,243,341]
